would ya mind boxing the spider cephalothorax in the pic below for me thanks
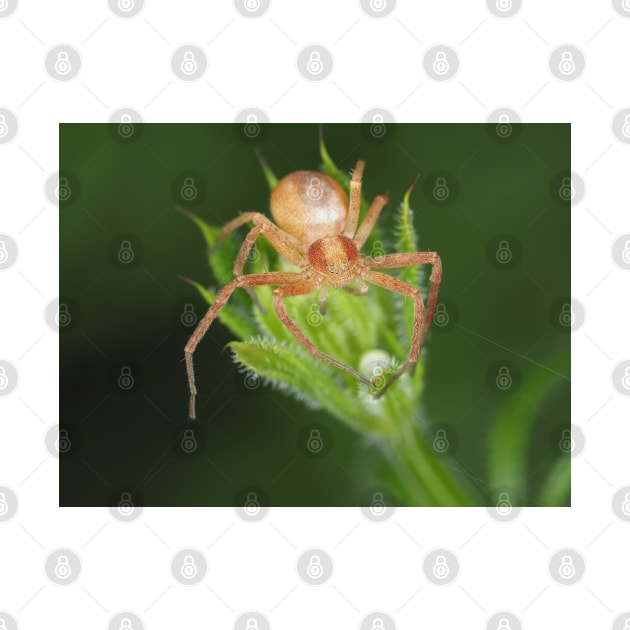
[184,158,442,418]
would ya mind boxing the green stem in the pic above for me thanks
[537,456,570,507]
[489,350,570,499]
[387,423,476,506]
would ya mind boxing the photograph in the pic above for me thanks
[60,122,570,508]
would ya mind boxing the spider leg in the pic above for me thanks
[353,193,389,250]
[317,285,328,315]
[369,252,442,345]
[185,270,306,419]
[363,252,442,396]
[358,268,425,397]
[232,222,305,314]
[217,212,304,252]
[343,160,365,238]
[273,280,373,387]
[342,278,369,296]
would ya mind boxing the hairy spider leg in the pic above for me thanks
[217,212,304,314]
[343,160,365,238]
[185,270,307,419]
[360,251,442,396]
[273,279,374,387]
[353,193,389,250]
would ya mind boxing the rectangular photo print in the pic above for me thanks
[59,122,570,510]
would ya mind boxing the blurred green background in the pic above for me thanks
[60,123,570,507]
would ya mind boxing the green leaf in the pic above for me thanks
[537,456,570,507]
[229,338,389,436]
[255,147,279,191]
[393,178,422,355]
[488,350,570,502]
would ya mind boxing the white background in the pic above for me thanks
[1,0,629,628]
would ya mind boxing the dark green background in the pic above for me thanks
[60,123,570,506]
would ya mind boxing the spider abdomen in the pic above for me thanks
[270,170,348,244]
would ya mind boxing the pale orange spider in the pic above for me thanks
[185,157,442,418]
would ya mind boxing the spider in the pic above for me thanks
[184,157,442,419]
